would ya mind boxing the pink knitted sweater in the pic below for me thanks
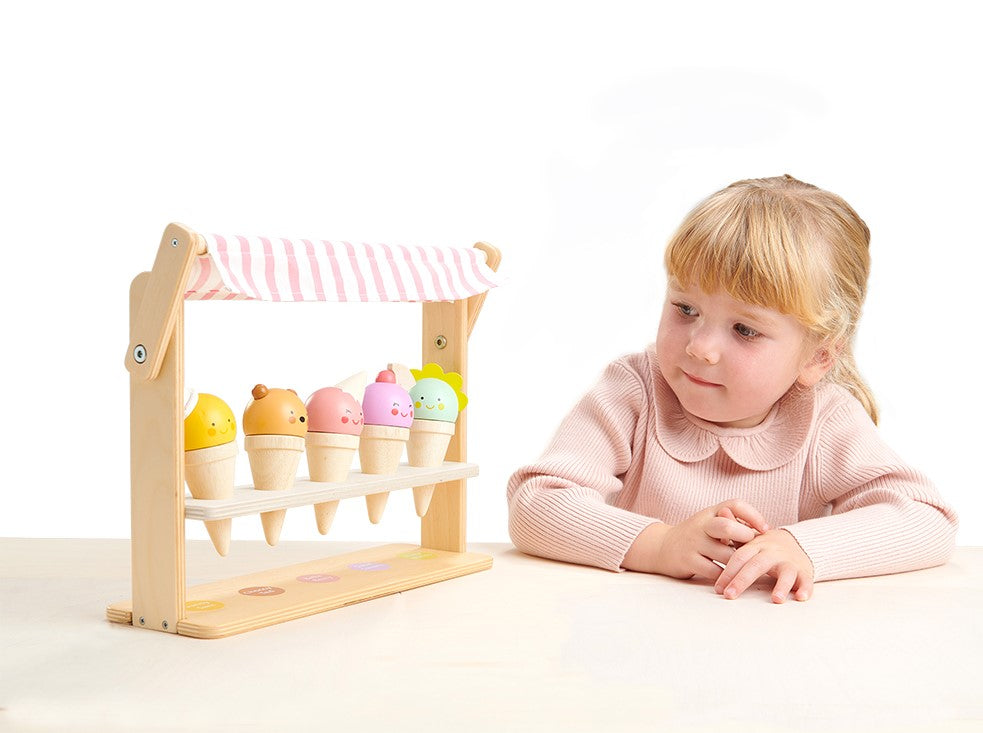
[507,345,957,581]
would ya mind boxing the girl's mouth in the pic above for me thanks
[684,371,722,387]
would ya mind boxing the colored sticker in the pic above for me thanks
[399,550,438,560]
[297,573,342,583]
[186,600,224,612]
[349,561,390,572]
[239,585,286,596]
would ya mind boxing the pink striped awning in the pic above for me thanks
[184,234,501,303]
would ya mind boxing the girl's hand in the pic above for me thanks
[714,529,814,603]
[651,500,770,581]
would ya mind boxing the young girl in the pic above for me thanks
[507,175,957,604]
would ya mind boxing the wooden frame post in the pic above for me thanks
[420,242,501,552]
[128,273,185,632]
[126,224,202,632]
[420,298,469,552]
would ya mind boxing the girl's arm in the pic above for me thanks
[507,359,658,570]
[783,395,958,582]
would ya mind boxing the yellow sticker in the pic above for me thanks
[186,600,224,612]
[399,550,438,561]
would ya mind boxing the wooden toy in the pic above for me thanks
[407,363,468,516]
[305,383,364,534]
[243,384,308,546]
[183,390,237,556]
[107,224,501,638]
[357,369,413,523]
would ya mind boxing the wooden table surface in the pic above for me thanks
[2,539,980,732]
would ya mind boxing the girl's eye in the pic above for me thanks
[673,302,696,317]
[734,323,760,340]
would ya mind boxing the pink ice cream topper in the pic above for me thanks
[305,387,363,436]
[362,370,414,428]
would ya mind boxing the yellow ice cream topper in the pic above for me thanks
[409,363,468,422]
[184,390,237,451]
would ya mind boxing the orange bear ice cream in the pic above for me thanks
[243,385,308,438]
[242,384,308,546]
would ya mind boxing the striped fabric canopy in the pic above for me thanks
[185,234,501,303]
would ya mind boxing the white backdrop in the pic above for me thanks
[3,2,980,547]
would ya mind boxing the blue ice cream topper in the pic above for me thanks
[409,363,468,423]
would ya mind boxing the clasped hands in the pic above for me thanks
[623,500,814,603]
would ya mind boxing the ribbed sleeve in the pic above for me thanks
[783,398,958,581]
[507,360,658,571]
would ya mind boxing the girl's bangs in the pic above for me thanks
[664,200,823,326]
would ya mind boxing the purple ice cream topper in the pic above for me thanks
[362,370,414,428]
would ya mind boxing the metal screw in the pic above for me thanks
[133,345,147,363]
[171,238,179,247]
[162,620,169,630]
[435,335,447,349]
[139,616,145,626]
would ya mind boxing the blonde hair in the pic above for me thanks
[664,174,878,423]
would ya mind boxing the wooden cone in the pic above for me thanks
[245,435,304,546]
[358,425,408,523]
[259,510,286,547]
[306,432,359,482]
[412,485,436,518]
[365,492,389,524]
[185,441,237,556]
[314,500,340,535]
[306,433,358,533]
[357,425,408,473]
[203,519,232,557]
[407,419,455,517]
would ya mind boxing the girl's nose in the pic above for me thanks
[685,329,720,364]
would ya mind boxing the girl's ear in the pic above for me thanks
[797,343,838,388]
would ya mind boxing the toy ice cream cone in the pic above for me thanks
[407,363,468,517]
[305,382,364,533]
[358,370,414,523]
[184,391,238,556]
[185,441,237,555]
[243,385,308,546]
[245,434,305,544]
[359,424,410,522]
[407,419,455,516]
[313,499,340,535]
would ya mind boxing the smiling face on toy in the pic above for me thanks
[242,384,308,438]
[305,387,363,436]
[410,378,460,423]
[362,370,414,428]
[409,363,468,423]
[185,393,237,451]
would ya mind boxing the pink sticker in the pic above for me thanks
[239,585,286,597]
[349,561,390,572]
[297,573,341,583]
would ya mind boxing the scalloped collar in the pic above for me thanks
[647,346,816,471]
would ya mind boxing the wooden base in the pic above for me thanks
[106,543,492,639]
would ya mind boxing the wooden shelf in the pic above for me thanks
[184,461,478,521]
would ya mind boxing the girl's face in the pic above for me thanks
[655,285,830,428]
